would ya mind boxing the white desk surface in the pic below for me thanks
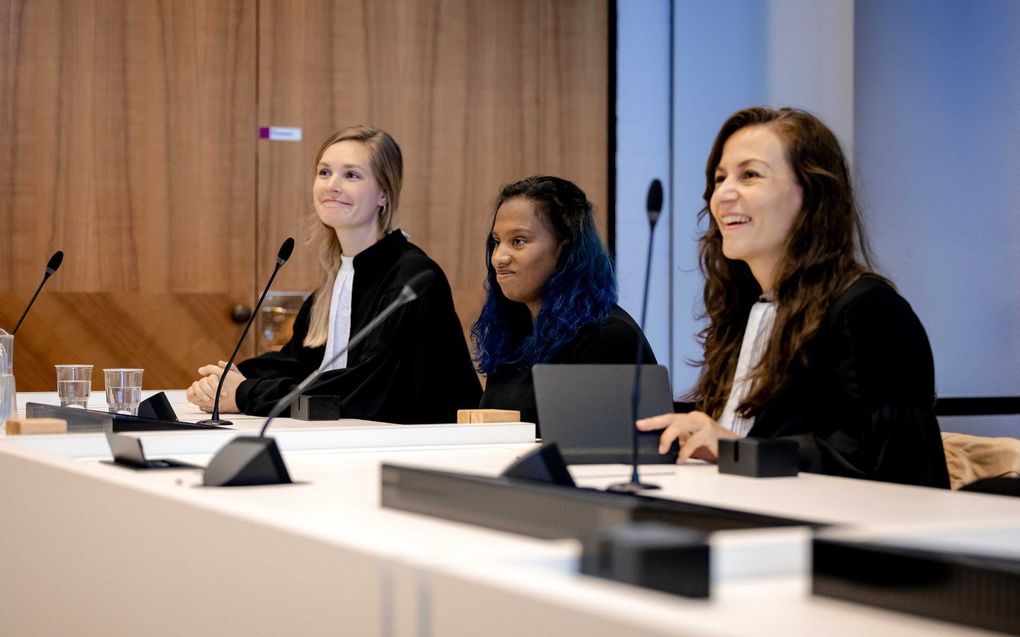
[2,391,1018,636]
[10,390,536,456]
[422,462,1020,637]
[571,463,1020,529]
[16,388,527,431]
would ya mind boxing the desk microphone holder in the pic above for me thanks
[609,179,664,494]
[199,238,294,427]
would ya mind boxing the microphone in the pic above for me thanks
[608,179,664,494]
[11,251,63,335]
[202,269,436,487]
[198,238,295,427]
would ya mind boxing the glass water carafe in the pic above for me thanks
[0,330,15,431]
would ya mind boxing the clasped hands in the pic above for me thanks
[636,410,740,464]
[185,361,246,413]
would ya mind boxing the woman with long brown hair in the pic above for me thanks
[638,107,949,488]
[186,126,480,422]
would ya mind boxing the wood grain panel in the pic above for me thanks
[0,293,251,391]
[1,0,607,390]
[257,0,609,344]
[0,0,257,389]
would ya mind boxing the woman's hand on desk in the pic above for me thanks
[185,361,246,413]
[636,411,739,464]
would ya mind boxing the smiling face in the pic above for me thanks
[313,140,386,246]
[710,125,803,291]
[490,197,564,320]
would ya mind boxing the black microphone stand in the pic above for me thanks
[608,179,664,494]
[12,251,64,335]
[202,270,435,487]
[199,238,295,427]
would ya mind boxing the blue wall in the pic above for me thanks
[855,0,1020,398]
[615,1,673,371]
[670,0,769,398]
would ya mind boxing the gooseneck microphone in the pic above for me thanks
[198,238,295,427]
[608,179,664,494]
[11,251,64,335]
[202,269,436,487]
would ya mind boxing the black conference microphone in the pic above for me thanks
[202,269,436,487]
[11,251,63,335]
[198,237,295,427]
[608,179,664,494]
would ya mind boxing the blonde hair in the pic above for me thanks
[304,126,403,347]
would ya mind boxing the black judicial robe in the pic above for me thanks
[235,231,481,423]
[749,275,950,488]
[479,305,656,430]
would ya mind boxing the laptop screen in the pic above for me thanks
[533,364,679,464]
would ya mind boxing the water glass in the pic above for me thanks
[0,372,13,431]
[56,364,93,408]
[0,330,15,430]
[103,368,144,415]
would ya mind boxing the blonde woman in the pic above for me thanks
[187,126,480,422]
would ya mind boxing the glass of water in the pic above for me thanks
[0,330,15,429]
[55,364,93,408]
[103,368,144,415]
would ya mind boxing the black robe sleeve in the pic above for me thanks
[234,235,480,423]
[235,295,323,386]
[751,278,950,488]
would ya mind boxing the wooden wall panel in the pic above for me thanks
[0,0,257,389]
[0,293,246,391]
[1,0,607,391]
[257,0,609,343]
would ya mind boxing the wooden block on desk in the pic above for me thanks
[5,418,68,435]
[457,409,521,424]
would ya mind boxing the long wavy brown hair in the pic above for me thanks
[692,107,875,418]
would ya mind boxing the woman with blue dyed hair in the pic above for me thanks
[474,175,655,428]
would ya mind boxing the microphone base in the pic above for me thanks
[500,442,576,487]
[196,417,234,427]
[137,392,180,421]
[202,435,292,487]
[606,480,662,494]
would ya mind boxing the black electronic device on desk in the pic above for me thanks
[382,441,821,602]
[380,462,820,541]
[533,364,678,465]
[291,394,342,420]
[26,393,224,433]
[580,523,711,599]
[813,529,1020,634]
[102,432,202,471]
[717,438,800,477]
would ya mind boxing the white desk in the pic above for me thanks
[425,465,1020,637]
[1,393,1020,635]
[10,390,536,456]
[2,393,1018,636]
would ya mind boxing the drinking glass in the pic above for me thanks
[0,331,15,430]
[56,364,93,408]
[103,368,144,415]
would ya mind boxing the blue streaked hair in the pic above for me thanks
[472,176,617,375]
